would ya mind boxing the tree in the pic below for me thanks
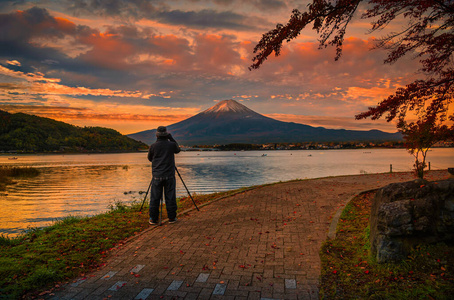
[399,118,451,178]
[250,0,454,177]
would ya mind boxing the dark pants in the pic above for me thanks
[149,177,177,222]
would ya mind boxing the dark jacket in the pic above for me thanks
[147,136,180,178]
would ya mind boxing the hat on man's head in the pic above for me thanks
[156,126,169,137]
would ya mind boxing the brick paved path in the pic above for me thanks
[52,171,449,300]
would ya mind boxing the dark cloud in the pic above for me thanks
[64,0,260,31]
[0,0,25,12]
[254,0,287,11]
[0,7,95,84]
[0,105,88,112]
[41,59,60,65]
[0,83,22,90]
[0,6,95,47]
[0,7,69,41]
[156,9,252,30]
[67,0,160,19]
[191,0,287,11]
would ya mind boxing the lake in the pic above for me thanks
[1,148,453,237]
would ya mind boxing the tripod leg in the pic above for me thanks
[159,196,163,226]
[175,167,199,211]
[140,179,153,211]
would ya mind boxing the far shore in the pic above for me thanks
[1,145,453,155]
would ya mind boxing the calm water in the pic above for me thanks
[1,148,453,236]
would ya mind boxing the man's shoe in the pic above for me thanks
[169,218,177,224]
[149,219,158,225]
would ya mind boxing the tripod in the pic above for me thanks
[139,167,199,215]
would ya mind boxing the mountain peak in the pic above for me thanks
[202,99,253,114]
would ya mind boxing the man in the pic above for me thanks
[147,126,180,225]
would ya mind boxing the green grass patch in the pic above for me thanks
[0,166,40,190]
[320,191,454,299]
[0,185,256,299]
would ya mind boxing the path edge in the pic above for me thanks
[327,188,379,240]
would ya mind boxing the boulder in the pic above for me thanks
[369,177,454,263]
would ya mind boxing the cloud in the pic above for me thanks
[156,9,257,31]
[0,104,191,121]
[0,7,78,41]
[78,28,193,71]
[6,60,21,66]
[66,0,160,19]
[41,59,60,65]
[243,36,420,115]
[192,34,243,73]
[211,0,287,11]
[0,65,166,98]
[0,0,25,12]
[0,83,22,90]
[0,7,97,75]
[64,0,267,31]
[253,0,287,11]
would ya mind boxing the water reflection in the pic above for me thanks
[1,149,453,236]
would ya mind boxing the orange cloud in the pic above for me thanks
[345,84,403,106]
[0,65,162,98]
[79,33,135,68]
[54,16,77,32]
[193,34,242,72]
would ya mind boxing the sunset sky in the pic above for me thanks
[0,0,421,134]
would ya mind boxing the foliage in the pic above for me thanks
[250,0,454,145]
[0,110,148,153]
[320,191,454,299]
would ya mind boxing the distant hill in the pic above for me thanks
[0,110,148,153]
[128,99,402,146]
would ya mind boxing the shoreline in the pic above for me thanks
[1,169,451,238]
[1,145,453,155]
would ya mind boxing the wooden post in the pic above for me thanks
[428,162,431,170]
[390,164,392,173]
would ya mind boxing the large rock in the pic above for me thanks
[370,177,454,263]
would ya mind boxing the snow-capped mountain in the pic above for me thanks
[201,99,259,115]
[128,99,401,146]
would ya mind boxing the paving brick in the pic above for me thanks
[134,288,154,299]
[195,272,210,282]
[198,287,214,299]
[285,279,297,289]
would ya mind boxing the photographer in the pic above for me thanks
[147,126,180,225]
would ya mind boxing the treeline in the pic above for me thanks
[0,110,148,153]
[191,141,408,151]
[215,143,262,151]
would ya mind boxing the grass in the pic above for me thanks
[0,185,256,299]
[320,191,454,299]
[0,166,40,191]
